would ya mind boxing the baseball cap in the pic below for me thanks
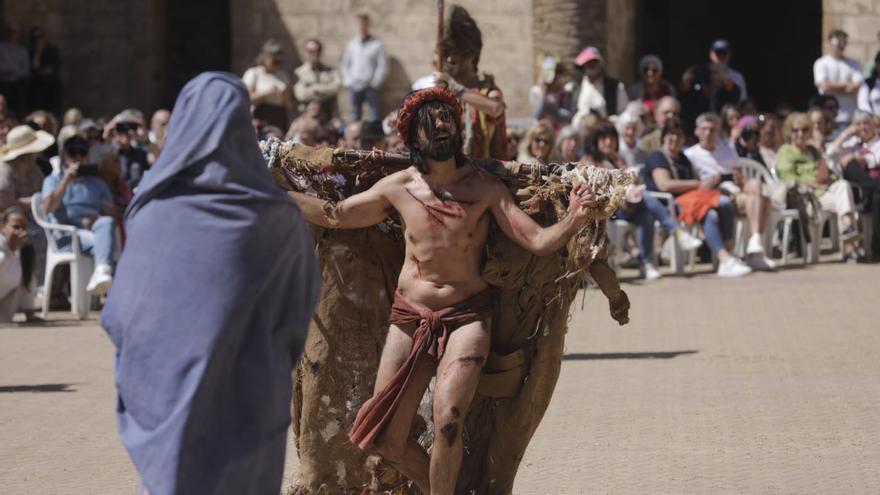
[574,46,603,66]
[711,39,731,53]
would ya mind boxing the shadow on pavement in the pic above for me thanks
[0,383,77,393]
[563,350,698,360]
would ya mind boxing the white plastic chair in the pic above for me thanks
[736,159,804,265]
[606,191,684,275]
[30,192,94,320]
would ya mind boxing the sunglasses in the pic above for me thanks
[643,66,659,74]
[534,137,551,145]
[792,127,809,134]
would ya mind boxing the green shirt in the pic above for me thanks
[775,143,821,184]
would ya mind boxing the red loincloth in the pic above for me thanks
[348,289,493,451]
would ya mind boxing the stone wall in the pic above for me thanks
[4,0,166,117]
[822,0,880,66]
[229,0,537,119]
[10,2,872,121]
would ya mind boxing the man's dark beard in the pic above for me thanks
[421,135,461,161]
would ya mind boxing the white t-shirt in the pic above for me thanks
[242,66,291,106]
[684,141,740,180]
[814,55,864,123]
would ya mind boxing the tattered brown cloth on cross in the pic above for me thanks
[262,139,632,494]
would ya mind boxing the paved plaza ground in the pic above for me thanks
[1,261,878,494]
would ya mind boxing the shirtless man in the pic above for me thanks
[288,87,595,495]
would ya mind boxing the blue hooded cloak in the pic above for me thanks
[101,72,319,495]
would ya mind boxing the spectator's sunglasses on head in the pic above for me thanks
[115,122,140,134]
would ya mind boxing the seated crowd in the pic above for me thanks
[1,24,879,322]
[521,31,880,281]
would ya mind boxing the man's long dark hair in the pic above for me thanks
[407,100,467,173]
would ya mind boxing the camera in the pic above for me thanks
[740,128,758,141]
[115,122,139,134]
[76,163,100,177]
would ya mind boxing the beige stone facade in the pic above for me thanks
[822,0,880,64]
[229,0,539,119]
[3,1,879,118]
[5,0,166,118]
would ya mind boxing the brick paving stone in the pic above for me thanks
[1,262,878,494]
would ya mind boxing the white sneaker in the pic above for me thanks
[746,233,765,255]
[641,262,662,280]
[717,257,752,278]
[675,229,703,251]
[747,254,777,271]
[87,264,113,295]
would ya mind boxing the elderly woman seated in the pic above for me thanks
[776,112,862,261]
[584,123,702,280]
[826,111,880,258]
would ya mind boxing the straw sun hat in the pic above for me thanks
[0,125,55,162]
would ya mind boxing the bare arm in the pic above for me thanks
[459,91,506,119]
[651,167,701,194]
[489,180,593,256]
[43,165,78,214]
[435,72,506,119]
[287,174,397,229]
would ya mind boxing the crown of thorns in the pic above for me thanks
[396,87,463,146]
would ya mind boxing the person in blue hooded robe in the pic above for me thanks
[101,72,320,495]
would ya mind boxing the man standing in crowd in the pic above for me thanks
[341,13,387,122]
[433,5,507,160]
[709,39,747,103]
[814,29,863,128]
[568,45,628,127]
[294,38,342,123]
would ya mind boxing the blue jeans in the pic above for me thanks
[350,87,381,122]
[615,195,679,262]
[59,216,116,266]
[702,195,735,254]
